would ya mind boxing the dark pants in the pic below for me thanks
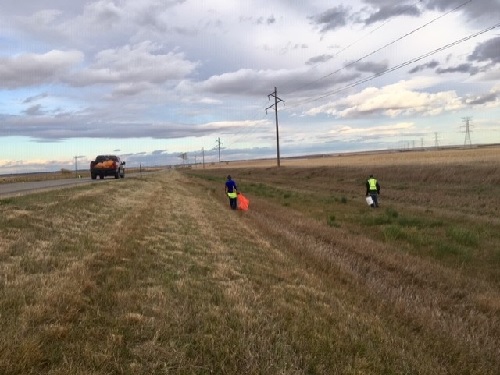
[229,197,237,210]
[369,192,379,207]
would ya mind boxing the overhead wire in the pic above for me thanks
[213,2,429,155]
[204,0,487,157]
[289,21,500,109]
[218,106,272,155]
[282,0,430,97]
[192,95,273,162]
[282,0,473,98]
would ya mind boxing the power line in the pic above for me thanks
[288,21,500,109]
[202,2,490,158]
[207,1,477,156]
[282,0,472,97]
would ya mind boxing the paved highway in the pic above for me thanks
[0,178,107,198]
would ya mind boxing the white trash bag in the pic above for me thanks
[365,195,373,206]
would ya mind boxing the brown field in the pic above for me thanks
[0,146,499,374]
[199,144,500,168]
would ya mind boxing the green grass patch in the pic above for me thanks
[383,225,406,241]
[327,214,340,227]
[446,227,480,247]
[433,242,473,262]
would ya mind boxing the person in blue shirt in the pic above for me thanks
[225,175,238,210]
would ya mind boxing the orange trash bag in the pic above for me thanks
[237,193,249,211]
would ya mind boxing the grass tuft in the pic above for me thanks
[446,227,479,247]
[327,214,339,227]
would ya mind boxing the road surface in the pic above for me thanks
[0,178,103,198]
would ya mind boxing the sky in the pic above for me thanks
[0,0,499,174]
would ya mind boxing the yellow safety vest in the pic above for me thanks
[227,192,238,199]
[368,178,378,190]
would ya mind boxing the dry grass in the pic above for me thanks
[1,147,499,374]
[199,144,500,168]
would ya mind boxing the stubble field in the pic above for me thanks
[0,146,499,374]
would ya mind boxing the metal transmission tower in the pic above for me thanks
[434,132,439,149]
[266,87,284,167]
[461,117,473,147]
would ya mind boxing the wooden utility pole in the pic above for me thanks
[215,137,222,162]
[73,156,83,178]
[266,87,284,167]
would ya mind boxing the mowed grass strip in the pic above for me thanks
[1,169,499,374]
[184,163,500,374]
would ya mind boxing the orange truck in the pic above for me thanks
[90,155,125,179]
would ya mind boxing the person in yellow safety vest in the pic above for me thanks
[366,174,381,208]
[225,175,238,210]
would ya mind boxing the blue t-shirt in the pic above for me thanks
[225,179,237,193]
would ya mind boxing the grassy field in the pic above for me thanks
[0,147,499,374]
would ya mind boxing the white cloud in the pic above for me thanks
[329,122,415,137]
[0,50,83,89]
[306,79,465,118]
[66,42,198,89]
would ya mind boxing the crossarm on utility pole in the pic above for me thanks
[266,87,284,167]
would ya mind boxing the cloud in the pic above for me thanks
[255,15,276,25]
[365,4,421,25]
[0,111,270,142]
[467,92,498,105]
[425,0,500,25]
[436,63,479,75]
[200,119,270,132]
[408,61,440,74]
[306,55,334,65]
[309,6,350,32]
[349,61,389,74]
[182,66,360,99]
[468,36,500,64]
[65,42,198,91]
[82,0,123,25]
[466,86,500,105]
[23,104,45,116]
[306,79,465,118]
[0,50,83,89]
[329,122,417,138]
[23,93,49,104]
[151,149,167,155]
